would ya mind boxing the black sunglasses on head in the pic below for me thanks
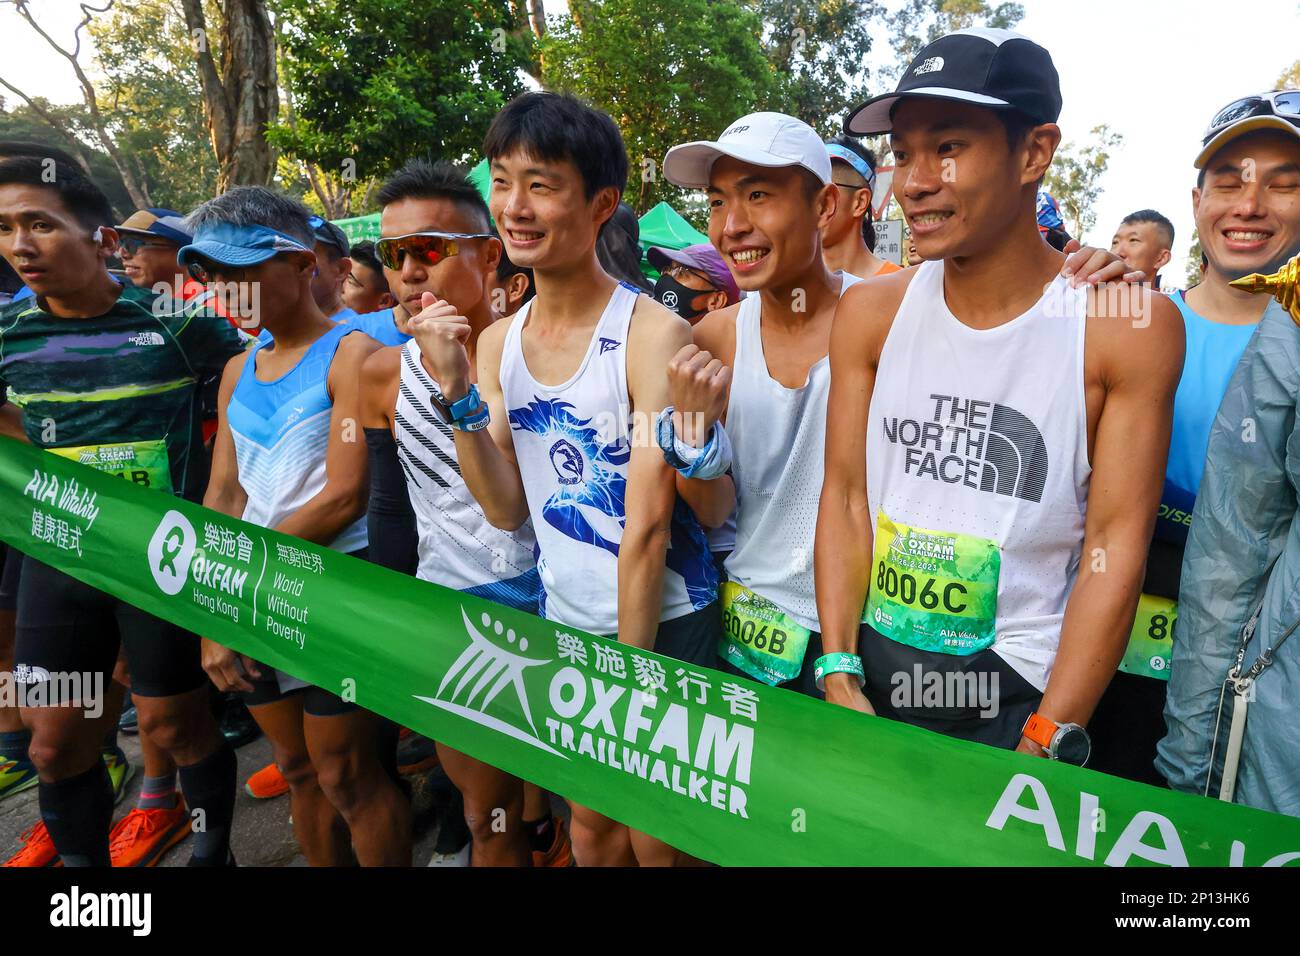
[1204,91,1300,142]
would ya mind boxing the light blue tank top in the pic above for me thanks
[227,324,368,553]
[1156,290,1259,544]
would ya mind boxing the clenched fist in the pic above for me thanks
[667,344,731,448]
[408,291,472,401]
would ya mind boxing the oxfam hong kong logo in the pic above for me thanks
[148,510,196,595]
[549,439,584,485]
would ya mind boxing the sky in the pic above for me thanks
[2,0,1297,275]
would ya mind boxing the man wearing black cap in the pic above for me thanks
[814,30,1182,764]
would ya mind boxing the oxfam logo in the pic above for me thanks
[148,510,196,595]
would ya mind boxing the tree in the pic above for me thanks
[1185,227,1204,289]
[0,0,152,207]
[752,0,879,135]
[89,0,220,210]
[179,0,278,190]
[541,0,780,213]
[884,0,1023,82]
[1043,124,1122,240]
[1278,60,1300,89]
[270,0,527,217]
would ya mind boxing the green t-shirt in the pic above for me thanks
[0,283,244,499]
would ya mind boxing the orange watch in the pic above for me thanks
[1021,712,1091,766]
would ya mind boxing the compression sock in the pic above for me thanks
[524,815,556,854]
[137,772,179,811]
[177,741,236,866]
[0,728,31,761]
[39,761,113,867]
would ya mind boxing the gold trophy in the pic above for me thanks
[1230,253,1300,327]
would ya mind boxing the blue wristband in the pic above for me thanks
[654,407,732,480]
[446,384,490,432]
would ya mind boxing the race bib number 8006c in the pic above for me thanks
[863,512,1000,656]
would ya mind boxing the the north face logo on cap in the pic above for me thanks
[913,56,944,76]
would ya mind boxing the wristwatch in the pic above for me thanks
[445,384,490,432]
[1021,712,1091,766]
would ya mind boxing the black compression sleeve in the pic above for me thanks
[365,426,419,576]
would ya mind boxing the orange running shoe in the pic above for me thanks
[244,762,289,799]
[2,820,61,867]
[109,802,192,867]
[532,815,574,868]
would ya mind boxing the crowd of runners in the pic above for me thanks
[1,27,1298,867]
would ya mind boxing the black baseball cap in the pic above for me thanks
[308,214,350,256]
[845,28,1062,136]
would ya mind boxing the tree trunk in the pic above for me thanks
[180,0,278,191]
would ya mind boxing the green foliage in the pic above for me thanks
[1043,124,1123,239]
[1185,227,1204,289]
[0,97,134,216]
[270,0,528,215]
[751,0,878,136]
[1277,59,1300,89]
[884,0,1024,81]
[88,0,219,212]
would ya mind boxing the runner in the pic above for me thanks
[1109,209,1174,289]
[1155,89,1300,809]
[188,186,410,866]
[814,29,1182,759]
[647,242,739,323]
[820,135,901,278]
[0,153,243,867]
[660,111,864,697]
[342,241,396,316]
[410,91,719,866]
[308,215,356,323]
[487,231,534,318]
[357,157,567,866]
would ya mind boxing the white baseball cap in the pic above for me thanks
[664,112,832,189]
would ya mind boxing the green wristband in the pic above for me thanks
[814,653,865,692]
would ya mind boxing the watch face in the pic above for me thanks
[1055,726,1091,767]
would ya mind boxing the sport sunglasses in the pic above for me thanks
[375,232,495,271]
[1204,91,1300,141]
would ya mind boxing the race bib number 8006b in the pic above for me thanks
[863,512,1000,655]
[48,439,173,494]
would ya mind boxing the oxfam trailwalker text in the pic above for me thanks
[3,436,1298,867]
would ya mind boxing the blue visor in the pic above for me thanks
[176,221,312,269]
[825,143,876,190]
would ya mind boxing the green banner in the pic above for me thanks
[3,436,1298,866]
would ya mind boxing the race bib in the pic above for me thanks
[719,581,812,686]
[49,439,173,495]
[1117,593,1176,681]
[864,512,1000,655]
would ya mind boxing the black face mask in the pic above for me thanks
[654,274,710,319]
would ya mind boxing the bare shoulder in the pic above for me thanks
[338,327,382,361]
[359,343,402,388]
[692,301,740,363]
[629,293,692,354]
[1086,284,1184,386]
[832,265,917,363]
[477,311,514,365]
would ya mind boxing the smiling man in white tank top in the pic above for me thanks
[815,30,1184,766]
[658,112,862,698]
[409,92,719,867]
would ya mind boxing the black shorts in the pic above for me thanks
[242,668,359,718]
[1087,670,1168,785]
[0,543,22,612]
[13,556,207,701]
[599,601,723,669]
[859,624,1042,750]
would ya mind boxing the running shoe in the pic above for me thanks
[102,747,136,806]
[118,703,139,735]
[2,820,60,867]
[244,762,289,799]
[0,754,38,801]
[396,732,439,776]
[219,695,261,749]
[532,815,574,868]
[109,801,192,867]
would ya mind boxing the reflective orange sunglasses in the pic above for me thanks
[375,231,494,271]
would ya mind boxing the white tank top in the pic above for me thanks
[499,282,717,634]
[395,340,540,611]
[866,259,1090,690]
[724,273,861,631]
